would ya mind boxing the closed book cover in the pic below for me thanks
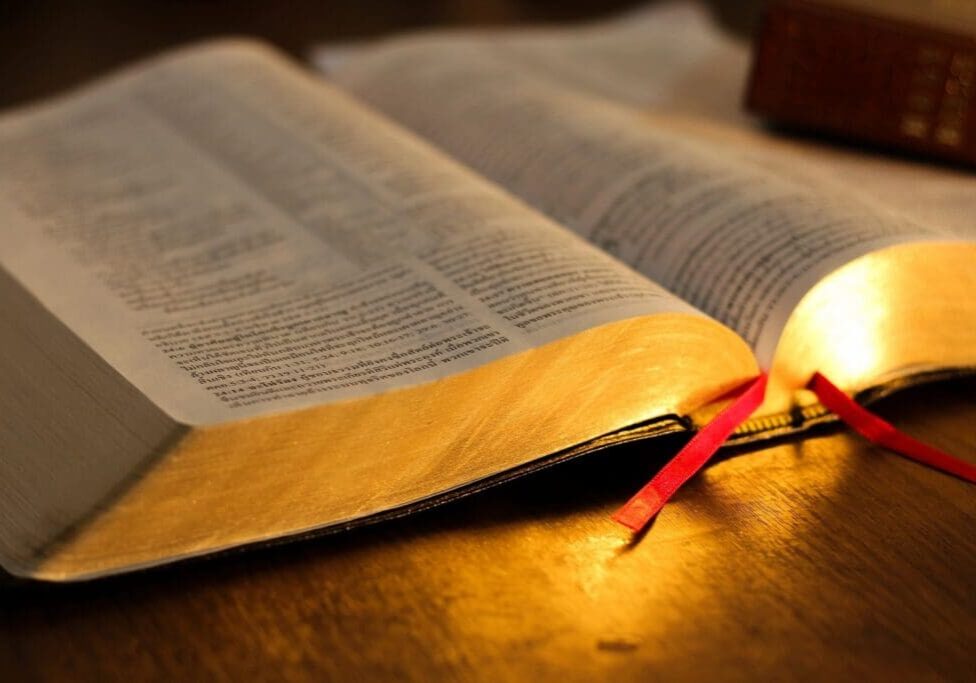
[746,0,976,165]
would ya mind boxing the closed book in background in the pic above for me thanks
[746,0,976,165]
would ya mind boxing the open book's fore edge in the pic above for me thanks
[7,415,690,583]
[11,370,973,583]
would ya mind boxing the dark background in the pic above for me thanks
[0,0,763,109]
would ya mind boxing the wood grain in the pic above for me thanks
[3,1,964,680]
[3,378,974,681]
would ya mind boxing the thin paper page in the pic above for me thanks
[331,0,975,239]
[0,42,695,425]
[332,43,946,365]
[661,115,976,241]
[313,1,750,123]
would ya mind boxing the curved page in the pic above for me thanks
[0,42,703,426]
[0,41,761,579]
[330,24,961,368]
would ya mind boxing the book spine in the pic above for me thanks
[745,0,976,165]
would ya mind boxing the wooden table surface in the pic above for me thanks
[1,2,972,680]
[2,378,974,681]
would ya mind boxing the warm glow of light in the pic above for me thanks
[764,242,976,415]
[787,256,890,381]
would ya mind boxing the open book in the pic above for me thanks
[2,6,974,581]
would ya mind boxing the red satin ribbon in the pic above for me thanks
[807,371,976,484]
[613,370,976,535]
[612,374,768,533]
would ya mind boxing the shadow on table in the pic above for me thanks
[2,377,973,616]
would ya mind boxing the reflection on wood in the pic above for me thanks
[3,378,974,680]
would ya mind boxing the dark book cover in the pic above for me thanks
[745,0,976,165]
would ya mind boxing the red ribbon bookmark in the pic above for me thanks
[614,370,976,535]
[612,374,768,533]
[807,371,976,484]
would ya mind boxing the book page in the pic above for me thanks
[319,0,976,237]
[0,42,696,425]
[331,35,950,366]
[494,0,976,241]
[655,114,976,242]
[315,1,751,124]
